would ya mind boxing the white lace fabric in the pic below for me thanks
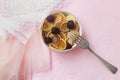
[0,0,71,43]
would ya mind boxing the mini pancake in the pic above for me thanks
[67,38,73,45]
[66,14,76,22]
[60,22,69,32]
[53,12,66,23]
[58,39,66,50]
[60,32,67,40]
[49,43,58,50]
[42,20,53,31]
[47,31,61,46]
[54,21,64,29]
[42,30,48,39]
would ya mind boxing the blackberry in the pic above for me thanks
[67,20,75,29]
[66,43,72,49]
[44,37,52,44]
[46,15,55,23]
[51,27,60,34]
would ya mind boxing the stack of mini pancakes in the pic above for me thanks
[41,12,80,51]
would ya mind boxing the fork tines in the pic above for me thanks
[68,30,85,44]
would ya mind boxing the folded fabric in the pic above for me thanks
[0,28,51,80]
[0,36,24,80]
[0,0,71,80]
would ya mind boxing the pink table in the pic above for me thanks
[33,0,120,80]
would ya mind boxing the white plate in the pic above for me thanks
[41,11,82,52]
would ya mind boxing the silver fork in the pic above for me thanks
[68,31,118,74]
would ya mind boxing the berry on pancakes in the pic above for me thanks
[67,20,75,29]
[44,37,52,44]
[51,27,60,34]
[46,15,55,23]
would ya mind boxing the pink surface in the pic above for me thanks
[0,0,120,80]
[33,0,120,80]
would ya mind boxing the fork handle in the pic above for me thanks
[88,47,118,74]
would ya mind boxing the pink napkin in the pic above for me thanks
[18,27,51,80]
[0,36,24,80]
[0,28,51,80]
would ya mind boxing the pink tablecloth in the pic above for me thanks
[33,0,120,80]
